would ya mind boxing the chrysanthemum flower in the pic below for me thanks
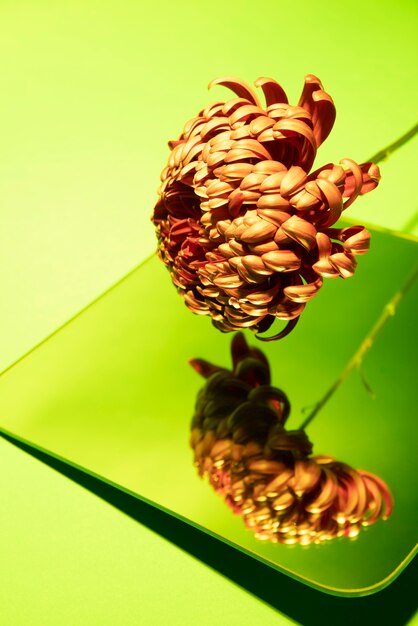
[190,333,393,545]
[152,75,380,339]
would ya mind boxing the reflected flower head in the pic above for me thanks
[153,76,380,339]
[190,333,393,545]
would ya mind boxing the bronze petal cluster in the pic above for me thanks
[190,334,393,545]
[153,75,380,339]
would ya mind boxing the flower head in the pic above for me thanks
[190,333,393,545]
[152,76,380,339]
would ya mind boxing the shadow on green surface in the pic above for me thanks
[1,428,416,626]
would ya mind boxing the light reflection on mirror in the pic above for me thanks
[190,333,393,546]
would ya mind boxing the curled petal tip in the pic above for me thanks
[208,76,261,106]
[303,73,323,86]
[299,76,336,147]
[189,358,225,378]
[254,76,289,106]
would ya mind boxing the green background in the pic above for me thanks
[0,0,417,623]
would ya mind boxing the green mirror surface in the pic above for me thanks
[0,224,416,596]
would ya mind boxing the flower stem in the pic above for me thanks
[368,121,418,164]
[299,263,418,430]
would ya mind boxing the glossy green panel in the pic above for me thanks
[0,225,416,596]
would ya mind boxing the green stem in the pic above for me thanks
[368,121,418,164]
[299,264,418,430]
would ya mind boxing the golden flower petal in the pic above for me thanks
[288,460,321,497]
[249,115,276,136]
[340,466,368,522]
[231,138,274,160]
[230,126,253,141]
[360,162,381,193]
[273,119,317,169]
[179,161,199,183]
[342,161,381,199]
[272,489,295,512]
[256,194,289,210]
[359,470,394,519]
[256,128,275,142]
[280,166,308,196]
[193,164,210,184]
[217,243,235,258]
[224,148,260,163]
[269,299,305,320]
[253,160,287,175]
[291,189,320,210]
[259,171,287,193]
[214,163,254,182]
[314,178,343,226]
[201,100,225,118]
[284,276,322,303]
[245,283,280,305]
[240,172,268,191]
[266,103,292,120]
[329,252,357,278]
[228,239,247,255]
[213,273,245,289]
[305,468,338,514]
[206,151,228,168]
[239,190,262,203]
[280,215,317,250]
[239,219,277,244]
[239,301,269,316]
[228,190,245,215]
[229,104,266,127]
[224,309,265,327]
[298,74,336,147]
[316,232,332,256]
[255,208,291,228]
[254,77,289,106]
[221,97,256,116]
[205,179,235,197]
[334,476,359,522]
[313,455,336,465]
[342,226,371,255]
[184,290,210,313]
[199,117,230,140]
[312,258,340,278]
[258,468,294,497]
[361,474,383,526]
[247,459,287,474]
[261,249,301,272]
[317,163,345,186]
[340,158,365,210]
[241,254,273,276]
[208,200,230,214]
[208,76,262,107]
[183,116,206,138]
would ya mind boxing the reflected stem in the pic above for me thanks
[367,121,418,164]
[300,263,418,430]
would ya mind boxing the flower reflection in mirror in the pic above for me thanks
[152,75,380,340]
[189,333,393,545]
